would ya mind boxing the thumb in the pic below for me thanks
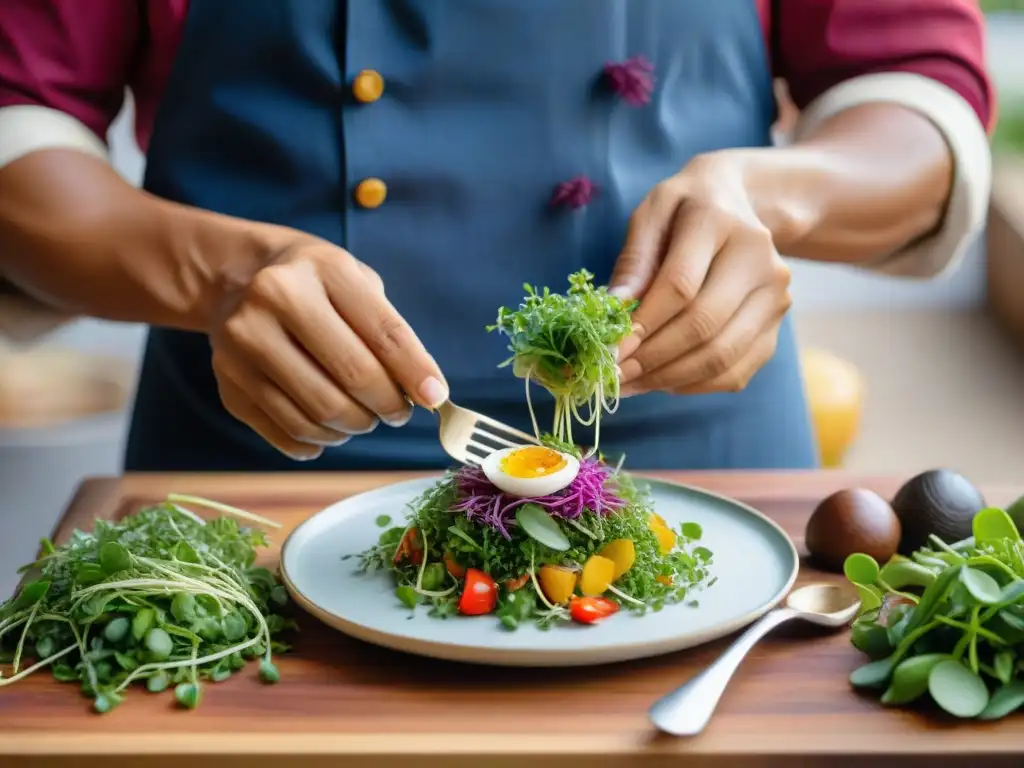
[608,198,663,301]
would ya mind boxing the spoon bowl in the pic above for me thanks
[785,583,861,626]
[649,582,860,737]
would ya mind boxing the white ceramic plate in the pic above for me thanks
[281,476,799,667]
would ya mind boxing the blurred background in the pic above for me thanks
[3,3,1024,595]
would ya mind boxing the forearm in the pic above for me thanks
[733,103,953,265]
[0,149,269,332]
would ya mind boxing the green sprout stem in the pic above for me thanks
[166,493,282,530]
[491,270,633,454]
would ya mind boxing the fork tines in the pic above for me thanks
[464,416,538,467]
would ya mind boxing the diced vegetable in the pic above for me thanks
[420,562,446,591]
[515,503,571,551]
[444,551,466,580]
[504,574,529,592]
[570,596,619,624]
[538,564,578,604]
[648,515,676,555]
[598,539,636,581]
[579,555,615,596]
[458,569,498,615]
[392,527,424,566]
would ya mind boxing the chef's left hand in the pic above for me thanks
[609,151,792,397]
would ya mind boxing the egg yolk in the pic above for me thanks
[500,446,568,478]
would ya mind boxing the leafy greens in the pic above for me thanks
[0,494,294,713]
[357,461,714,629]
[845,504,1024,720]
[487,269,636,452]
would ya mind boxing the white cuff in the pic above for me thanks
[0,105,108,169]
[792,72,991,280]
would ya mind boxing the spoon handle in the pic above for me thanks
[648,606,799,736]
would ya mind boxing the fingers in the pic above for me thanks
[219,302,383,436]
[670,324,782,396]
[358,262,386,294]
[244,261,413,426]
[618,199,725,360]
[216,371,333,462]
[215,353,353,445]
[619,286,787,396]
[319,255,449,410]
[608,192,675,301]
[618,238,758,385]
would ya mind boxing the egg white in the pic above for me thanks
[481,446,580,498]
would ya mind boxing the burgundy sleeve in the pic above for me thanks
[0,0,140,141]
[774,0,995,131]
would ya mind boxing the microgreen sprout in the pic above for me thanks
[0,495,296,713]
[487,269,636,453]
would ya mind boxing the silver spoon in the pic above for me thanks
[648,582,861,737]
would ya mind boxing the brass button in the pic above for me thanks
[352,69,384,103]
[355,178,387,208]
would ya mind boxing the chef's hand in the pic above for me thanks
[208,233,448,461]
[609,152,792,397]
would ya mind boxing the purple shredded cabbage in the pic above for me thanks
[450,458,627,540]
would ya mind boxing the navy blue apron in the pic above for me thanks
[125,0,817,471]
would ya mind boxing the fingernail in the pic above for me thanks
[619,385,637,399]
[617,335,642,362]
[618,359,641,384]
[611,345,620,363]
[309,435,351,447]
[609,285,633,300]
[382,409,413,428]
[288,449,323,461]
[419,376,449,409]
[326,418,377,435]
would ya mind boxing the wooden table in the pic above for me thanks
[2,470,1021,768]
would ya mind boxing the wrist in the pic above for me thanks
[153,202,282,333]
[703,147,827,254]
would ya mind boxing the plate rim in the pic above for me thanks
[279,473,800,667]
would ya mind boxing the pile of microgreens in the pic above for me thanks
[0,494,295,713]
[487,269,637,453]
[357,462,715,630]
[845,504,1024,720]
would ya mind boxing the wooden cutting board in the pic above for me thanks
[1,470,1022,768]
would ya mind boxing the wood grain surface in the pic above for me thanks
[2,470,1023,768]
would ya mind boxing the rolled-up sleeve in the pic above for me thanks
[0,0,139,152]
[775,0,994,278]
[776,0,993,129]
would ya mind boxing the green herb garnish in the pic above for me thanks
[357,469,713,629]
[487,269,636,451]
[845,505,1024,719]
[0,495,296,713]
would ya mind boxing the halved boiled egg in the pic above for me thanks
[481,445,580,498]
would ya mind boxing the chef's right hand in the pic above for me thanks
[207,234,448,461]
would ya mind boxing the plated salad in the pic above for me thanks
[357,271,715,629]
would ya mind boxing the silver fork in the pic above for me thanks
[435,399,540,467]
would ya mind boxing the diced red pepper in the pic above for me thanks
[392,527,424,567]
[458,569,498,616]
[444,551,466,580]
[503,574,529,593]
[570,596,619,624]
